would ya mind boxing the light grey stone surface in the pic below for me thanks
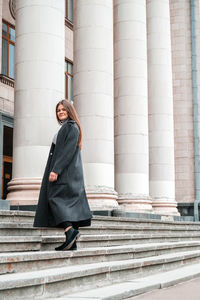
[128,277,200,300]
[1,211,200,299]
[1,250,200,297]
[1,210,200,226]
[2,221,200,237]
[0,200,10,210]
[1,241,200,275]
[62,263,200,300]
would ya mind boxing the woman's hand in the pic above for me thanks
[49,172,58,182]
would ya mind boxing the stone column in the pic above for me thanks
[73,0,118,210]
[114,0,152,212]
[7,0,65,206]
[0,0,3,73]
[147,0,179,215]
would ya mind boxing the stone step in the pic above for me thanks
[2,211,200,230]
[41,232,200,250]
[2,222,200,236]
[0,211,34,223]
[1,241,200,275]
[0,223,63,236]
[0,236,41,252]
[2,232,200,253]
[92,223,200,231]
[92,216,200,230]
[60,262,200,300]
[1,250,200,299]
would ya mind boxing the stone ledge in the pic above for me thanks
[43,232,200,242]
[113,209,194,222]
[0,236,41,252]
[0,200,10,211]
[64,262,200,300]
[2,222,200,232]
[0,210,34,216]
[9,208,196,224]
[41,233,200,251]
[1,240,200,265]
[8,206,196,223]
[10,206,114,217]
[1,250,200,295]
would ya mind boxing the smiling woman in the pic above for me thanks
[56,104,68,121]
[34,99,92,251]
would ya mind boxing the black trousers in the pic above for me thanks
[59,221,79,230]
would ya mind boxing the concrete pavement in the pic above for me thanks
[129,277,200,300]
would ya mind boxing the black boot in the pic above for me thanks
[70,240,77,250]
[55,228,80,251]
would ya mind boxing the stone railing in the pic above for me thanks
[0,74,14,87]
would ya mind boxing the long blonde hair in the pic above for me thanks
[56,99,82,149]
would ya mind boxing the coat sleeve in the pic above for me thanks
[51,123,79,175]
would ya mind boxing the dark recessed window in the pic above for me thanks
[2,20,15,79]
[65,60,73,101]
[65,0,73,23]
[2,125,13,199]
[3,125,13,157]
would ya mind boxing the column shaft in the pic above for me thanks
[7,0,65,206]
[147,0,179,215]
[114,0,152,211]
[73,0,118,210]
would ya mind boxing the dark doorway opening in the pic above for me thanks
[2,125,13,199]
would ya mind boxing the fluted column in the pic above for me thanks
[7,0,65,206]
[73,0,118,210]
[114,0,152,212]
[147,0,179,215]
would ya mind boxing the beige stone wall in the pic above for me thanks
[170,0,195,203]
[2,0,14,26]
[65,26,73,61]
[0,0,15,116]
[0,82,14,115]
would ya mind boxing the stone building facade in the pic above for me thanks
[0,0,200,219]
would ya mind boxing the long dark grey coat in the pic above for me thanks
[34,118,92,228]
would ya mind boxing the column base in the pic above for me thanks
[6,178,41,206]
[152,199,180,216]
[117,194,153,212]
[86,186,119,211]
[7,179,119,211]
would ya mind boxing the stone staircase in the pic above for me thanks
[1,211,200,299]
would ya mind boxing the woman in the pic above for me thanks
[34,99,92,251]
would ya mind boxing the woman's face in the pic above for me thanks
[57,104,68,121]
